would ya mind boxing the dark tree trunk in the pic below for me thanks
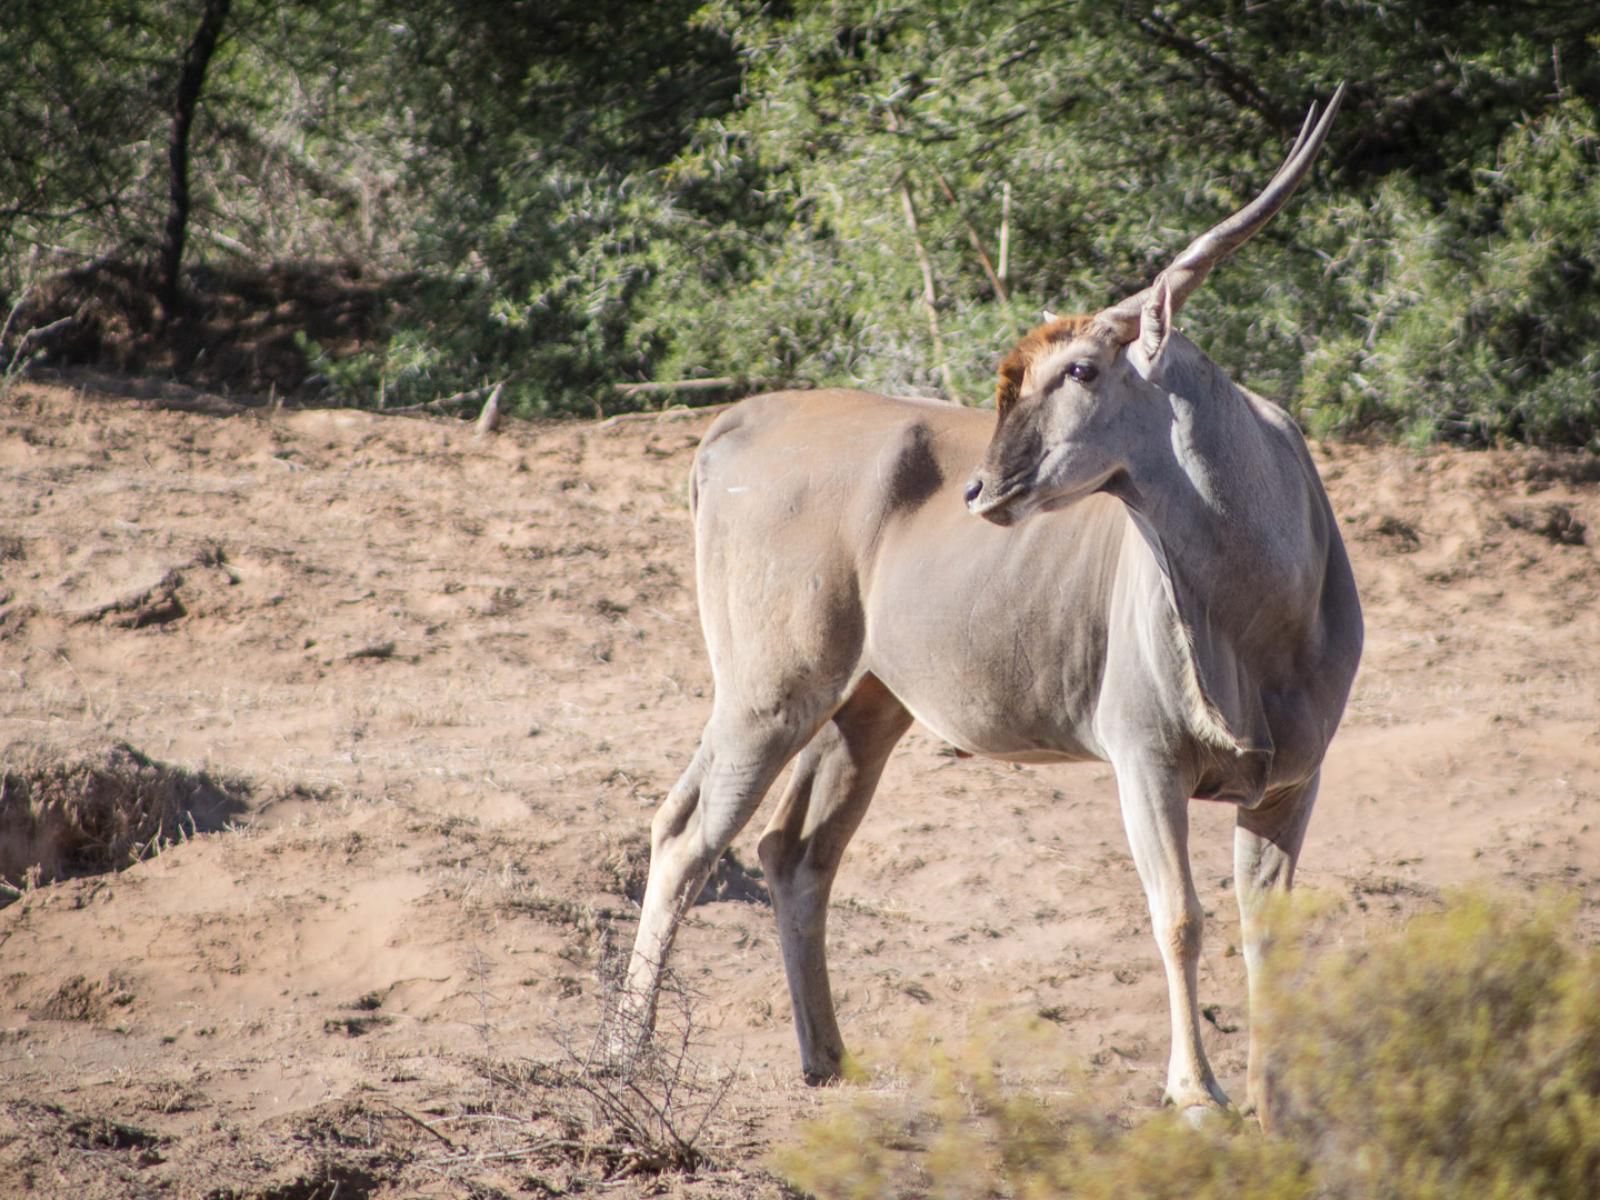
[155,0,232,321]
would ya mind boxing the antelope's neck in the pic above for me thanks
[1122,380,1328,660]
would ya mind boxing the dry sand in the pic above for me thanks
[1,379,1597,1197]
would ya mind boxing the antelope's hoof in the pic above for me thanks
[598,1021,649,1073]
[1163,1079,1235,1129]
[1240,1095,1279,1132]
[1176,1103,1235,1131]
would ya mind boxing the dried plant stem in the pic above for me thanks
[897,174,954,400]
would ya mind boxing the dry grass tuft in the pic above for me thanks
[402,964,744,1195]
[33,974,135,1024]
[0,738,253,901]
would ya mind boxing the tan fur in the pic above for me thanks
[620,90,1359,1128]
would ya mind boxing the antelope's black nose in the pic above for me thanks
[963,478,984,506]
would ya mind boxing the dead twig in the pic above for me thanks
[11,314,75,356]
[897,171,954,400]
[929,165,1009,302]
[382,383,497,416]
[0,264,72,396]
[473,381,504,437]
[999,180,1011,285]
[612,377,756,397]
[424,1137,589,1167]
[885,108,955,400]
[376,1100,458,1149]
[597,402,737,429]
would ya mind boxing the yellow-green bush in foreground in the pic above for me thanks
[777,893,1600,1200]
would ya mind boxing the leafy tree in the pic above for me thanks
[326,0,753,414]
[628,0,1599,444]
[1,0,415,296]
[0,2,180,268]
[2,0,1596,444]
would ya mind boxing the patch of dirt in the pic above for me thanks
[32,975,136,1024]
[1504,501,1587,546]
[1,737,255,895]
[1,381,1597,1197]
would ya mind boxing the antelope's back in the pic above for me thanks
[691,388,993,543]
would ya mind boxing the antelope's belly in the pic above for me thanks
[868,661,1108,766]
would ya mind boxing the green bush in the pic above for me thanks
[1268,892,1600,1200]
[775,1024,1315,1200]
[777,892,1600,1199]
[1297,103,1600,450]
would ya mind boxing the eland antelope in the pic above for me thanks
[618,86,1361,1123]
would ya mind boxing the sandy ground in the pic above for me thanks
[1,378,1597,1198]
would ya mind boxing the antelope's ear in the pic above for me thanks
[995,343,1028,412]
[1041,308,1060,324]
[1138,274,1174,369]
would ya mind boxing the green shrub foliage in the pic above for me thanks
[1297,102,1600,448]
[777,893,1600,1199]
[1268,893,1600,1200]
[3,2,1597,442]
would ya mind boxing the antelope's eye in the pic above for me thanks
[1067,361,1098,384]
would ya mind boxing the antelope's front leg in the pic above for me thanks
[1114,758,1229,1115]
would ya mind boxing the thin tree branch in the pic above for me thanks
[929,166,1009,302]
[897,172,954,400]
[1133,10,1290,129]
[999,181,1011,285]
[612,377,769,397]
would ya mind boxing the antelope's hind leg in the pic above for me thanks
[1233,771,1319,1129]
[757,674,912,1084]
[616,692,842,1052]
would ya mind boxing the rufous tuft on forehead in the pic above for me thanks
[994,314,1100,413]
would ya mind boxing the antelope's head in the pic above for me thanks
[964,85,1345,527]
